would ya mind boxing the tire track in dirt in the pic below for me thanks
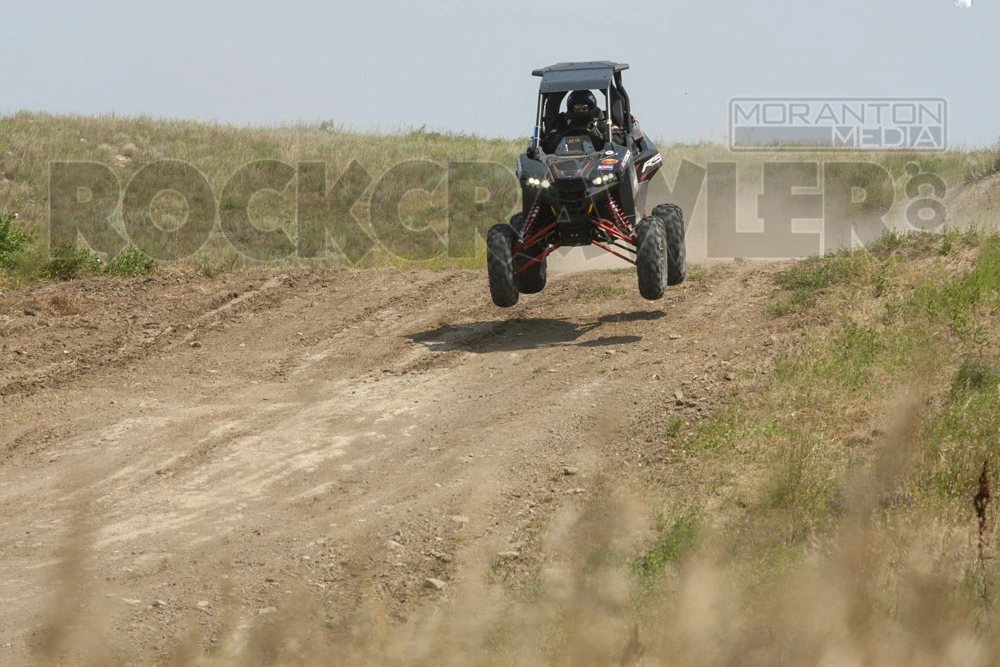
[0,272,300,398]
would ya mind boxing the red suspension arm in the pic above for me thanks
[514,243,562,275]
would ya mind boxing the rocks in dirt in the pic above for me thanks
[450,515,469,526]
[195,600,210,610]
[562,467,578,476]
[674,389,685,404]
[385,539,403,550]
[424,578,447,591]
[190,341,202,348]
[497,551,520,560]
[669,333,681,340]
[428,549,452,562]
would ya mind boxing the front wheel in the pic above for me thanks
[652,203,686,285]
[487,224,519,307]
[509,213,547,294]
[635,215,666,300]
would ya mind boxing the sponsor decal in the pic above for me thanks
[621,150,631,167]
[597,164,614,171]
[600,158,618,165]
[641,154,663,174]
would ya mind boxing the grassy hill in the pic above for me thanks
[2,112,1000,284]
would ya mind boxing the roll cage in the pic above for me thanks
[529,61,634,157]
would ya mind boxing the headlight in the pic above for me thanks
[591,173,617,186]
[524,177,551,189]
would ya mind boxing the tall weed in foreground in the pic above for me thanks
[0,209,33,272]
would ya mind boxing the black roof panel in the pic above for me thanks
[532,61,629,93]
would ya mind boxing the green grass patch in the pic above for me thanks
[918,376,1000,504]
[633,514,699,581]
[951,356,1000,395]
[769,251,880,315]
[0,210,34,273]
[106,246,156,276]
[664,416,684,438]
[910,241,1000,338]
[812,322,916,389]
[589,284,630,299]
[681,409,785,455]
[42,241,102,280]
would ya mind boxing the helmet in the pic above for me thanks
[566,90,597,126]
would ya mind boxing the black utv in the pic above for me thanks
[486,61,686,307]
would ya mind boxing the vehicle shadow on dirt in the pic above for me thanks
[405,311,665,353]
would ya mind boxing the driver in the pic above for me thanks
[543,90,606,152]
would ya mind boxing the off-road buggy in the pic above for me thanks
[487,61,686,307]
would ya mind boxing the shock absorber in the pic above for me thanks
[521,202,543,240]
[602,195,632,237]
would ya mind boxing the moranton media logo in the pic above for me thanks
[728,98,947,152]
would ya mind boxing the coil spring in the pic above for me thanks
[521,203,543,240]
[603,195,631,236]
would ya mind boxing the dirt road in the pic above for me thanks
[0,261,787,664]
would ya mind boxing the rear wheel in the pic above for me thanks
[509,213,547,294]
[635,215,666,300]
[487,224,519,307]
[653,203,686,285]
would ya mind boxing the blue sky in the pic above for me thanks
[2,0,994,146]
